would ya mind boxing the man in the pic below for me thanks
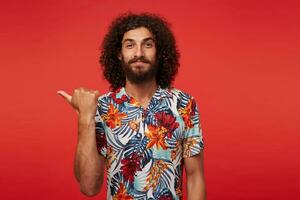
[58,12,205,200]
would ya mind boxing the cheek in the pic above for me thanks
[121,51,134,61]
[119,55,129,63]
[146,50,156,60]
[149,53,157,62]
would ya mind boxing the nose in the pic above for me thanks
[134,45,144,58]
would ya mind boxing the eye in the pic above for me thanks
[145,42,153,48]
[124,43,134,49]
[125,44,133,49]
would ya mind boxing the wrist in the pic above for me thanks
[78,114,95,125]
[77,115,96,139]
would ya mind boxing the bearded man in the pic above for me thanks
[58,12,206,200]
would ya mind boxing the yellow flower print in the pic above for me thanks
[101,103,127,129]
[144,160,168,191]
[145,125,168,150]
[183,137,198,157]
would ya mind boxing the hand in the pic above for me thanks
[57,88,100,118]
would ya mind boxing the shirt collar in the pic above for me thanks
[114,86,171,105]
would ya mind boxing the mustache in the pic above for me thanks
[128,57,151,64]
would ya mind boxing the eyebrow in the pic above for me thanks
[122,37,155,44]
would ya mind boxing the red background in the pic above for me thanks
[1,0,300,199]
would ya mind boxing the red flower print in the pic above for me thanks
[96,133,106,152]
[110,92,129,104]
[158,195,173,200]
[155,112,179,138]
[120,153,141,183]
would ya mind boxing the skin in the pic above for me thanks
[185,151,206,200]
[58,26,206,199]
[57,88,105,196]
[118,27,158,108]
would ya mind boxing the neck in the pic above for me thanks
[124,79,158,108]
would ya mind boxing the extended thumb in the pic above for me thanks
[57,90,72,103]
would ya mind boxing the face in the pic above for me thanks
[118,27,157,84]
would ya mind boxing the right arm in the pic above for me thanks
[58,88,105,197]
[74,115,105,196]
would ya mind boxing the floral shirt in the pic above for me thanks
[95,86,204,200]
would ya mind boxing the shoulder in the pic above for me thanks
[97,90,113,102]
[97,86,125,102]
[163,87,195,101]
[96,90,116,114]
[162,87,199,112]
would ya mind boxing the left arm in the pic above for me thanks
[184,150,206,200]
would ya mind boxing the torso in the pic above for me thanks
[95,86,204,200]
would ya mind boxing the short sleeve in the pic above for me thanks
[180,96,204,158]
[95,101,107,157]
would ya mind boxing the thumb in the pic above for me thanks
[57,90,72,104]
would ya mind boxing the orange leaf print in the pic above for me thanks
[129,120,140,131]
[183,137,198,157]
[144,160,168,191]
[145,125,168,150]
[171,141,182,161]
[101,103,127,129]
[106,146,116,169]
[179,99,195,129]
[129,96,140,107]
[113,183,133,200]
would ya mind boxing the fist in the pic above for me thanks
[57,88,100,117]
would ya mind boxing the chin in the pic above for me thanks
[132,66,150,72]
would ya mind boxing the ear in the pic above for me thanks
[117,54,121,61]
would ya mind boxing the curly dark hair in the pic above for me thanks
[99,12,180,90]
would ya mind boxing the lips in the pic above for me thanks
[131,61,150,66]
[129,58,150,64]
[133,61,147,64]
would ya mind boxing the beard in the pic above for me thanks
[121,56,158,84]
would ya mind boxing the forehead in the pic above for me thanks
[122,27,154,42]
